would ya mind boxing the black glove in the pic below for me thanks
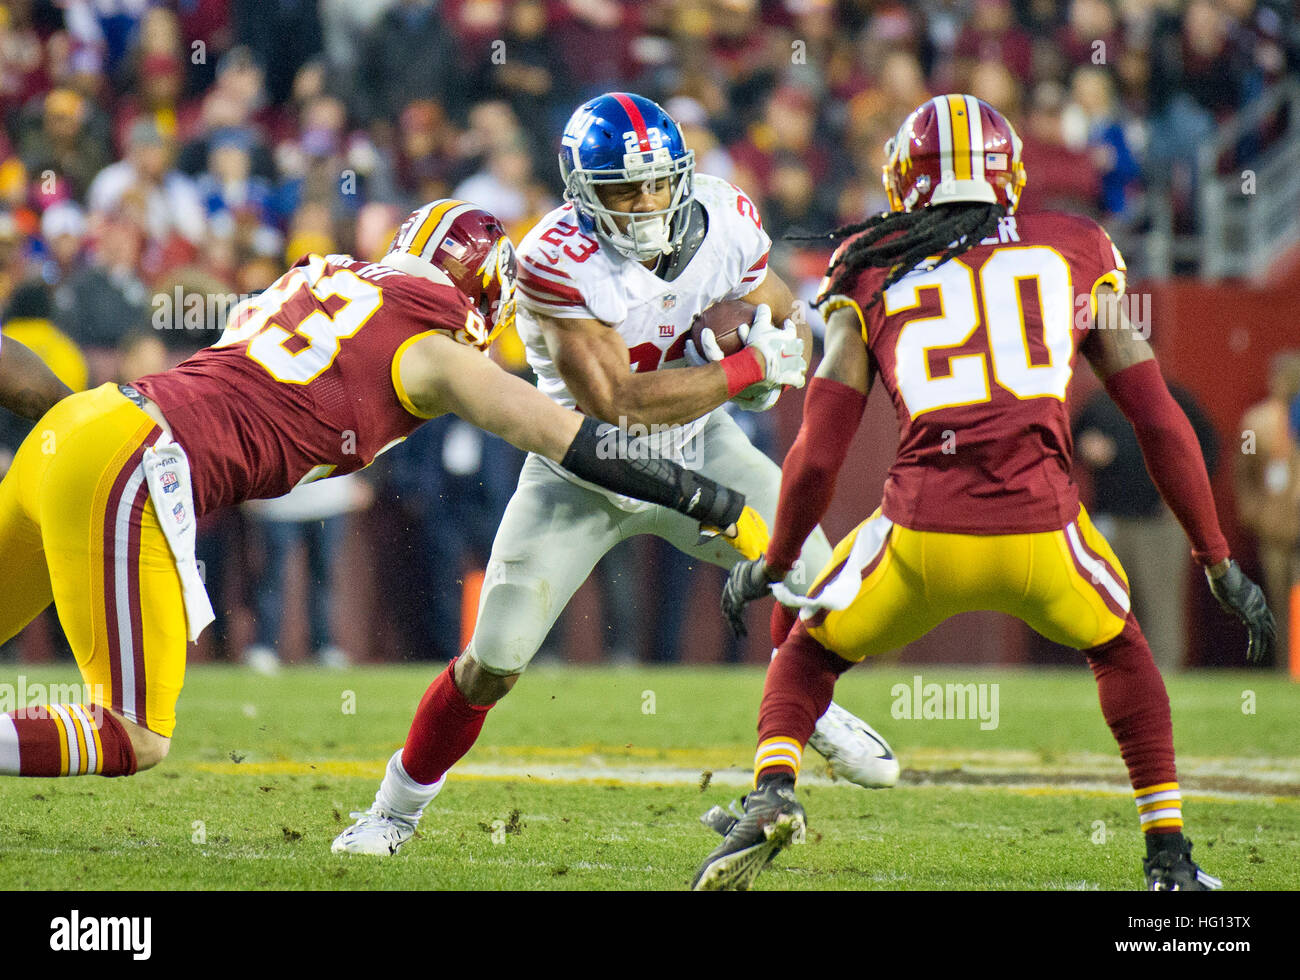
[1206,560,1277,664]
[722,557,776,637]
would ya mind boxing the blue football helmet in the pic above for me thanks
[559,92,695,262]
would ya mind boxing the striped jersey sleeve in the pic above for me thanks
[713,178,772,301]
[516,251,597,319]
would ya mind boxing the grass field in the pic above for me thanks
[0,663,1297,890]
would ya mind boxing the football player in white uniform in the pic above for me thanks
[334,93,898,857]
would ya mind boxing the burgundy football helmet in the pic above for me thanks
[882,95,1026,214]
[387,200,517,350]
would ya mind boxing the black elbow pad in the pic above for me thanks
[561,417,745,527]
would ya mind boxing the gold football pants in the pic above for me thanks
[800,505,1131,660]
[0,384,187,736]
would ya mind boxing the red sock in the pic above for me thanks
[96,710,138,777]
[754,625,853,782]
[0,705,137,777]
[400,659,492,785]
[1085,615,1181,834]
[770,603,798,649]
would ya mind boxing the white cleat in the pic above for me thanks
[331,806,419,856]
[332,762,445,856]
[808,701,900,788]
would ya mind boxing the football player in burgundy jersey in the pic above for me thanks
[694,96,1275,891]
[0,332,71,421]
[0,200,767,787]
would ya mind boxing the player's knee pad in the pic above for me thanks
[465,572,555,675]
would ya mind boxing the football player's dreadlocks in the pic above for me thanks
[797,202,1004,309]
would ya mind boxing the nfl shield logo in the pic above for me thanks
[172,502,186,524]
[661,294,676,311]
[160,471,179,494]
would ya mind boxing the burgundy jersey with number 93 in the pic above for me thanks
[132,253,485,516]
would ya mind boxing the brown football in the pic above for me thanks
[689,299,754,359]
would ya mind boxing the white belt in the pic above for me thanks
[772,513,894,618]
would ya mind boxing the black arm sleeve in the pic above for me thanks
[560,417,745,527]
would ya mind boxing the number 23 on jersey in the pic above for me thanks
[885,246,1075,419]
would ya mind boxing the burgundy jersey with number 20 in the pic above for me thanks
[133,253,485,516]
[824,211,1127,535]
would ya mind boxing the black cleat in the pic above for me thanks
[1144,837,1222,891]
[692,780,806,891]
[699,801,742,837]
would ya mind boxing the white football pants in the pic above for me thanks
[466,410,833,674]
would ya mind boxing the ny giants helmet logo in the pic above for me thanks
[560,110,597,163]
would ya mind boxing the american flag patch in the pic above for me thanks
[440,237,468,259]
[985,152,1008,170]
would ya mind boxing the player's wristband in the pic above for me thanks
[561,417,745,527]
[720,349,764,397]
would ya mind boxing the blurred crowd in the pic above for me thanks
[0,0,1297,667]
[1,1,1296,334]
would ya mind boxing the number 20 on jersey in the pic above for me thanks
[886,245,1075,419]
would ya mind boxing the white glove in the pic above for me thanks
[731,385,781,412]
[684,326,725,367]
[685,303,779,367]
[743,304,807,389]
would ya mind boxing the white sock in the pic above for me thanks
[0,715,19,775]
[374,749,445,820]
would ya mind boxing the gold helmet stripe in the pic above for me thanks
[945,94,971,182]
[393,203,434,251]
[963,94,985,182]
[407,199,473,259]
